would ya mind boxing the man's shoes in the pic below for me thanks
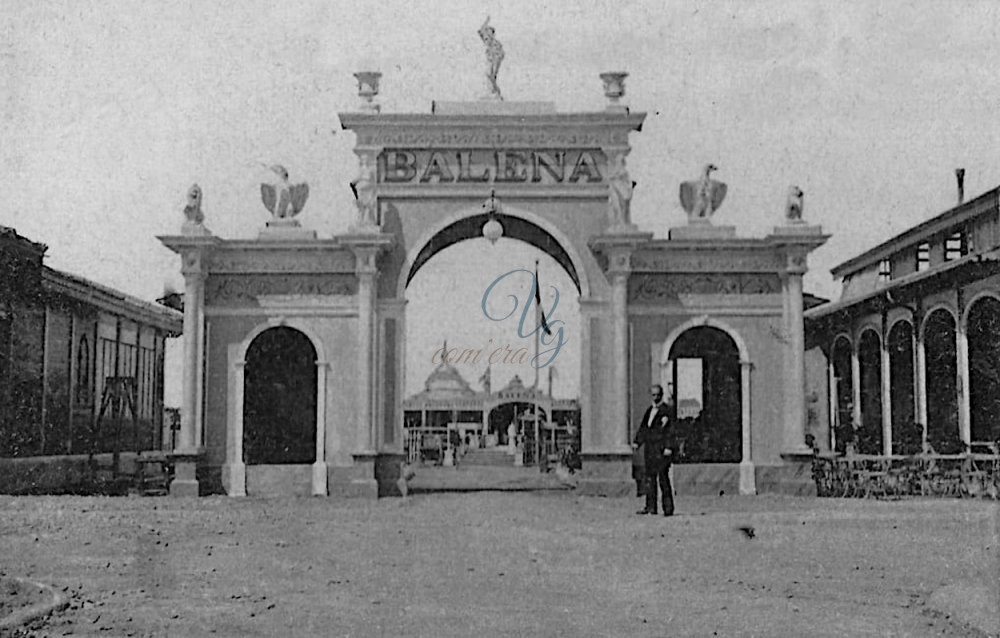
[662,511,674,517]
[635,509,654,515]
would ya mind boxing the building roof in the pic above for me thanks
[43,267,183,335]
[805,247,1000,321]
[0,226,47,256]
[830,187,999,279]
[403,366,579,411]
[423,360,477,396]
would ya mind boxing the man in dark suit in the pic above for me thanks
[632,384,675,516]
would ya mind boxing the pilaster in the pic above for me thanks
[768,224,828,459]
[342,233,394,497]
[739,360,756,494]
[313,360,329,496]
[157,232,219,497]
[590,233,652,454]
[582,234,651,496]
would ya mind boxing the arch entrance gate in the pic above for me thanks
[160,97,827,498]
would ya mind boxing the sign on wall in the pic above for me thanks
[379,149,606,185]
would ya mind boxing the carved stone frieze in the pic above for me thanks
[356,129,629,148]
[628,273,781,303]
[631,251,784,273]
[206,274,357,306]
[209,251,355,274]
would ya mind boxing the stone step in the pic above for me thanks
[461,449,516,466]
[407,464,572,492]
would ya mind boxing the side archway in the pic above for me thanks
[244,327,318,465]
[225,321,329,497]
[659,316,753,493]
[662,324,743,464]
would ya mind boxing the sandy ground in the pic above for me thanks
[0,493,996,637]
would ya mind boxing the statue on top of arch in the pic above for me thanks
[260,165,309,221]
[181,183,212,236]
[608,152,634,227]
[680,164,727,224]
[350,154,379,230]
[478,16,505,101]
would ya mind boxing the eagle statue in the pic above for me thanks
[261,165,309,219]
[680,164,727,222]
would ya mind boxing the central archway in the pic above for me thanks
[397,204,591,300]
[397,205,588,479]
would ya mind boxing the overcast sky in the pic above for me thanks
[4,1,999,404]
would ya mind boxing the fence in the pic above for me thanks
[812,452,1000,499]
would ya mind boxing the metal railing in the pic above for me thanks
[812,452,1000,499]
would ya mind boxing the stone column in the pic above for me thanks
[739,360,755,494]
[914,314,928,447]
[578,301,596,452]
[609,266,631,453]
[851,344,862,433]
[782,253,813,456]
[769,225,828,458]
[313,360,329,496]
[956,320,972,446]
[355,251,377,453]
[880,330,893,456]
[227,360,246,497]
[171,250,206,496]
[827,356,838,451]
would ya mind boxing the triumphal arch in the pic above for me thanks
[159,70,827,498]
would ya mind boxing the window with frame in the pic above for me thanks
[878,258,892,283]
[76,335,91,405]
[945,231,966,262]
[916,242,930,272]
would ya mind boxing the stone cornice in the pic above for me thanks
[207,245,356,274]
[378,184,607,200]
[631,245,785,273]
[156,234,223,254]
[341,110,645,129]
[340,111,646,149]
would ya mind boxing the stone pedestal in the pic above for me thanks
[222,461,246,497]
[576,453,633,496]
[169,451,202,497]
[259,219,317,241]
[668,224,737,240]
[431,101,556,115]
[341,452,379,498]
[374,452,407,497]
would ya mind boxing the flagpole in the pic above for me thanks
[534,259,541,470]
[549,366,555,450]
